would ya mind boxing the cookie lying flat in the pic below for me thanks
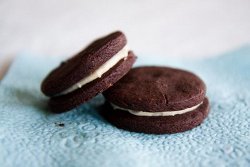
[102,66,210,134]
[41,31,136,113]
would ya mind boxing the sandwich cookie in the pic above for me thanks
[102,66,210,134]
[41,31,136,113]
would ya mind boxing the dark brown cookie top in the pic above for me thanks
[41,31,127,96]
[103,66,206,112]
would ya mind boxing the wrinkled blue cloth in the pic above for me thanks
[0,46,250,167]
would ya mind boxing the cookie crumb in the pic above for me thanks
[55,122,65,127]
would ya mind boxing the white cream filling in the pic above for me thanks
[111,102,203,116]
[58,45,129,96]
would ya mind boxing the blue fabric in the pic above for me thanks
[0,46,250,167]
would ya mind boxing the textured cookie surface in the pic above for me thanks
[104,66,206,112]
[50,52,136,113]
[41,31,127,96]
[101,98,210,134]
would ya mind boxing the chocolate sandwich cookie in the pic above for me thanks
[41,31,136,113]
[102,66,210,134]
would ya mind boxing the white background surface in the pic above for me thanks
[0,0,250,79]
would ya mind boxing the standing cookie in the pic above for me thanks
[102,66,210,134]
[41,31,136,113]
